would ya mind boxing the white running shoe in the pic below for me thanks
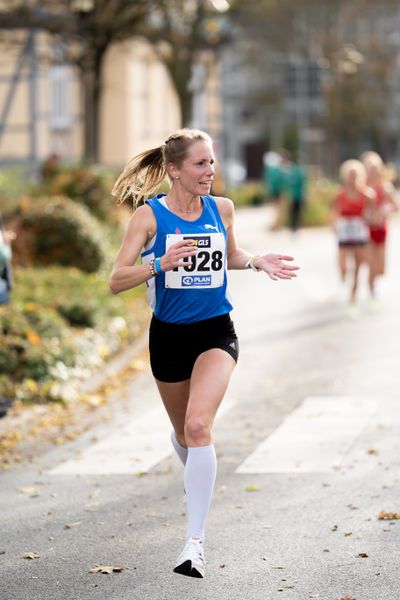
[173,537,205,578]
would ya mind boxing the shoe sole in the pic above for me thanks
[173,560,204,578]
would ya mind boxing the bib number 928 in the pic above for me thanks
[173,250,223,272]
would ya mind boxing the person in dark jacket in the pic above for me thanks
[0,215,14,305]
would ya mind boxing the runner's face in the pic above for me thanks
[347,168,359,186]
[176,141,215,196]
[366,163,379,179]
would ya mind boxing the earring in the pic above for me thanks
[175,176,179,180]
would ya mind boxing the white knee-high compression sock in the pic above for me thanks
[184,444,217,540]
[170,431,188,466]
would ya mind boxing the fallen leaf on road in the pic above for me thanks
[271,565,285,570]
[378,511,400,520]
[340,596,357,600]
[367,448,378,455]
[357,552,368,558]
[245,485,259,492]
[331,525,338,532]
[16,487,39,496]
[89,564,124,574]
[22,552,40,559]
[219,564,226,569]
[64,522,82,529]
[344,532,352,537]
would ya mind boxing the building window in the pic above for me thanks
[49,66,72,131]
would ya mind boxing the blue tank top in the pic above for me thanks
[141,194,233,324]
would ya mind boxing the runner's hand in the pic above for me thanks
[161,240,198,271]
[255,254,299,281]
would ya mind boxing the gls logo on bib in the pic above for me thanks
[183,236,211,248]
[182,275,212,286]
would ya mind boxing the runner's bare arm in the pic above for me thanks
[215,196,299,280]
[329,193,340,227]
[109,205,198,294]
[109,205,157,294]
[214,197,255,269]
[384,181,399,212]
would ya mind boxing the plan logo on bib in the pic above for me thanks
[181,275,212,286]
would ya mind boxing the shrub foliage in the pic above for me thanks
[12,196,107,272]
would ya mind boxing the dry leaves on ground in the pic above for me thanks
[64,522,81,529]
[89,564,125,574]
[367,448,379,455]
[16,486,39,496]
[340,596,357,600]
[245,485,259,492]
[22,552,40,559]
[378,510,400,520]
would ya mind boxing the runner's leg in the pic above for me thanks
[338,246,347,282]
[183,348,236,540]
[155,379,190,450]
[351,245,367,302]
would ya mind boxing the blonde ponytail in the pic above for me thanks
[112,146,166,207]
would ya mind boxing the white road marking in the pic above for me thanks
[236,396,378,474]
[49,399,236,476]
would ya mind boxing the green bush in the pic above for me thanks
[57,302,97,328]
[226,182,267,206]
[36,163,115,221]
[13,196,108,273]
[12,267,121,328]
[0,263,148,403]
[1,301,66,338]
[0,304,76,382]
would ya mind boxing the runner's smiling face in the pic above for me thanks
[172,141,215,196]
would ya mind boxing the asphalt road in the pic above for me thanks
[1,206,400,600]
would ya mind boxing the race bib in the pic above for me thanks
[165,233,225,289]
[336,217,369,243]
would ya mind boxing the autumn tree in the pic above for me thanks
[145,0,232,126]
[0,0,154,161]
[0,0,233,162]
[228,0,400,171]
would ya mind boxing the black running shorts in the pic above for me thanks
[149,313,239,383]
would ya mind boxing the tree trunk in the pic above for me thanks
[178,83,193,127]
[80,47,106,163]
[165,54,194,127]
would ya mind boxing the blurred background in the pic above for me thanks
[0,0,399,415]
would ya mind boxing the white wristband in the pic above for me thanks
[245,256,261,272]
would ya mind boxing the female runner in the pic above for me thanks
[110,128,299,578]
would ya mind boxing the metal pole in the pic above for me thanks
[28,29,39,179]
